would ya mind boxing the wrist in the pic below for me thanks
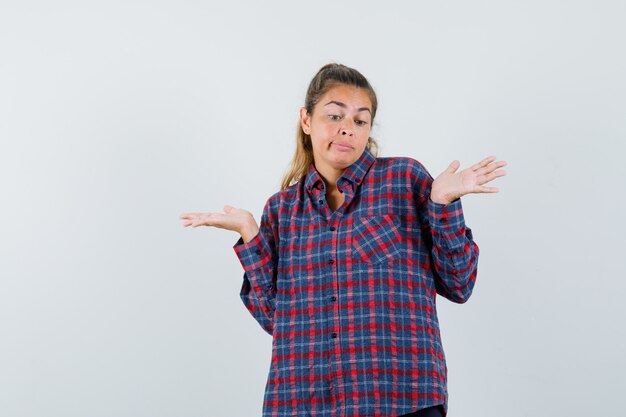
[240,221,259,243]
[429,194,450,205]
[430,190,462,205]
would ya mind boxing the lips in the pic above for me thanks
[332,142,353,151]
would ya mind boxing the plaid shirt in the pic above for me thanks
[233,147,479,417]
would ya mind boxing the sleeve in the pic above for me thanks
[232,198,278,335]
[411,160,480,303]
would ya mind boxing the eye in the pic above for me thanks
[328,114,341,121]
[356,120,368,126]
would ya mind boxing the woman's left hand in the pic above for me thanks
[430,155,507,205]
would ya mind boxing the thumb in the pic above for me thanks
[223,204,235,213]
[446,160,460,173]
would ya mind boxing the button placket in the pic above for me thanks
[326,222,338,306]
[326,211,345,407]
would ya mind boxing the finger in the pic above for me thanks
[446,160,461,173]
[476,185,499,193]
[478,169,507,184]
[203,212,226,227]
[476,160,507,176]
[470,155,496,171]
[192,215,211,227]
[183,219,196,227]
[180,213,202,219]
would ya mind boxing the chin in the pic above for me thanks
[333,156,358,168]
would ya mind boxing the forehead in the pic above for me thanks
[318,84,372,110]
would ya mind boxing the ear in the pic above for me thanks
[299,107,311,134]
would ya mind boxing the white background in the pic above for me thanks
[1,1,625,416]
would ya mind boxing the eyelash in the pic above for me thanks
[328,115,368,126]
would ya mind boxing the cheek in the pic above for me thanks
[314,123,336,139]
[321,122,336,134]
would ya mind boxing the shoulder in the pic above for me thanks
[261,181,300,216]
[374,155,433,180]
[372,155,434,198]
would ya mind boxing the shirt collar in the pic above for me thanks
[304,146,376,192]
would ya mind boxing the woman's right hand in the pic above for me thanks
[179,205,259,242]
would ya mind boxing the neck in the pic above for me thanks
[315,163,343,193]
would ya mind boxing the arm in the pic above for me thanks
[412,161,480,303]
[424,196,479,303]
[232,198,278,335]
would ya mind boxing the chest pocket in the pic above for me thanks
[351,214,403,264]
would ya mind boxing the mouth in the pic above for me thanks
[331,142,353,151]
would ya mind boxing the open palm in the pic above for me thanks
[430,155,507,205]
[179,205,254,232]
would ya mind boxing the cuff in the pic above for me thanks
[233,232,273,273]
[427,196,468,248]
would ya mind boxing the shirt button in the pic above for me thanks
[318,199,324,205]
[329,226,335,231]
[441,217,448,223]
[331,332,337,338]
[255,249,261,255]
[328,259,334,265]
[330,296,337,302]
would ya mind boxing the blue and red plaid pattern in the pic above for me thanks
[233,147,479,417]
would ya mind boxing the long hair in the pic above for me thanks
[279,63,380,190]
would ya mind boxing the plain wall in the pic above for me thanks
[1,1,625,416]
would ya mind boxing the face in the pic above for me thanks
[300,83,373,176]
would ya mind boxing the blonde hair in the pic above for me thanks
[280,63,380,190]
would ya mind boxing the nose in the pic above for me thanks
[339,119,354,136]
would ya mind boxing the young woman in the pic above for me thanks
[180,63,507,417]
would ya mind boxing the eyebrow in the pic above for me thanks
[324,100,372,116]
